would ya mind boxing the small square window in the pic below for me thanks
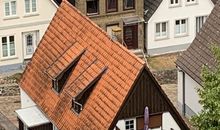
[175,19,188,36]
[124,0,135,10]
[155,22,168,39]
[106,0,117,13]
[4,0,17,17]
[87,0,99,15]
[170,0,180,7]
[125,119,135,130]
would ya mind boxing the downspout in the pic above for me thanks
[182,72,186,116]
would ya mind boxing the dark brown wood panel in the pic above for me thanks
[118,69,169,119]
[18,118,24,130]
[117,68,189,130]
[136,114,162,130]
[29,123,53,130]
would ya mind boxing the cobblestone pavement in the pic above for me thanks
[0,96,20,127]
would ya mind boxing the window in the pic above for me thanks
[196,16,207,33]
[175,19,188,36]
[186,0,197,4]
[1,36,15,58]
[124,0,135,10]
[4,0,17,16]
[106,0,117,12]
[86,0,99,15]
[170,0,180,7]
[125,119,135,130]
[155,22,168,39]
[25,0,37,14]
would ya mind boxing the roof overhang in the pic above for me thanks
[122,16,145,25]
[16,106,50,128]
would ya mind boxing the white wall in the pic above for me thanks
[20,87,36,108]
[185,73,202,115]
[162,112,181,130]
[177,70,202,117]
[147,0,214,54]
[0,0,56,70]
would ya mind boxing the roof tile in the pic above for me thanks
[20,1,144,129]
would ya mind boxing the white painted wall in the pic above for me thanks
[0,0,57,69]
[162,112,180,130]
[177,70,202,117]
[147,0,214,54]
[177,70,184,113]
[115,112,182,129]
[185,73,202,114]
[20,87,36,108]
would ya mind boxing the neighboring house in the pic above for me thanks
[144,0,217,55]
[176,0,220,118]
[54,0,145,50]
[16,1,189,130]
[0,0,58,73]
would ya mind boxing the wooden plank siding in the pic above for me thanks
[117,68,189,130]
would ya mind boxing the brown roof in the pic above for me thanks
[20,1,145,129]
[176,0,220,85]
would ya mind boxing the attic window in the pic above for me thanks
[52,49,86,93]
[72,67,108,114]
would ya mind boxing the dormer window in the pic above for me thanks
[170,0,180,7]
[72,67,107,114]
[49,49,86,93]
[72,100,83,114]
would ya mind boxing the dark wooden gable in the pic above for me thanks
[116,68,189,130]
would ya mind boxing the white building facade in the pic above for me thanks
[0,0,57,73]
[177,70,202,118]
[146,0,214,55]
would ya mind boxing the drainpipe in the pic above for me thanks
[182,72,186,116]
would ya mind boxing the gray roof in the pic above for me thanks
[176,0,220,85]
[144,0,162,21]
[144,0,218,22]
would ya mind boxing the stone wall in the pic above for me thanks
[153,69,177,85]
[0,83,19,96]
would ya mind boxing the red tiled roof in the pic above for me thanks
[20,1,145,129]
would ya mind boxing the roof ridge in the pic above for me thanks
[63,1,145,65]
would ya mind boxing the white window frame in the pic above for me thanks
[186,0,197,5]
[155,21,169,40]
[195,15,207,33]
[125,118,136,130]
[3,0,17,17]
[169,0,181,7]
[175,18,188,37]
[0,35,16,60]
[24,0,38,14]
